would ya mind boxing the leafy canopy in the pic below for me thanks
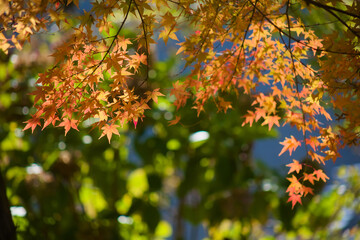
[2,0,360,207]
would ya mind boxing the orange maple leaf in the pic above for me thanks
[255,107,266,121]
[43,114,59,130]
[117,36,132,51]
[279,135,301,156]
[305,136,319,151]
[242,110,256,127]
[313,169,329,182]
[309,150,325,164]
[99,124,120,143]
[146,88,164,104]
[303,173,316,185]
[218,97,232,113]
[58,118,79,136]
[23,116,42,133]
[261,115,280,131]
[168,115,181,126]
[133,52,147,65]
[286,175,303,195]
[286,159,302,174]
[29,86,46,104]
[303,186,314,196]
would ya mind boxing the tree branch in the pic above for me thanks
[0,169,16,240]
[304,0,360,19]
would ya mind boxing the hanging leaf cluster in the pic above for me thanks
[2,0,360,207]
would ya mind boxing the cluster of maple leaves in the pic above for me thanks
[1,0,360,208]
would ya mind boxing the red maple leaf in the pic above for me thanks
[133,118,138,129]
[303,186,314,196]
[287,193,302,209]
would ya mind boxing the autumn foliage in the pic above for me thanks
[2,0,360,208]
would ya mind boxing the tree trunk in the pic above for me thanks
[0,169,16,240]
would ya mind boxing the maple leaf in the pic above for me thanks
[286,175,303,195]
[303,186,314,196]
[170,82,190,109]
[134,52,147,65]
[14,0,360,209]
[160,11,176,28]
[129,53,147,70]
[309,150,325,164]
[43,114,60,130]
[217,97,232,113]
[159,27,179,45]
[58,118,79,136]
[99,124,120,143]
[305,136,319,151]
[168,116,181,126]
[313,169,329,182]
[286,159,302,174]
[117,36,132,51]
[23,116,42,133]
[287,193,302,209]
[29,86,46,104]
[255,107,266,121]
[261,115,280,131]
[94,110,108,122]
[146,88,164,104]
[279,136,301,156]
[133,118,138,129]
[303,173,316,185]
[176,42,186,55]
[242,110,256,127]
